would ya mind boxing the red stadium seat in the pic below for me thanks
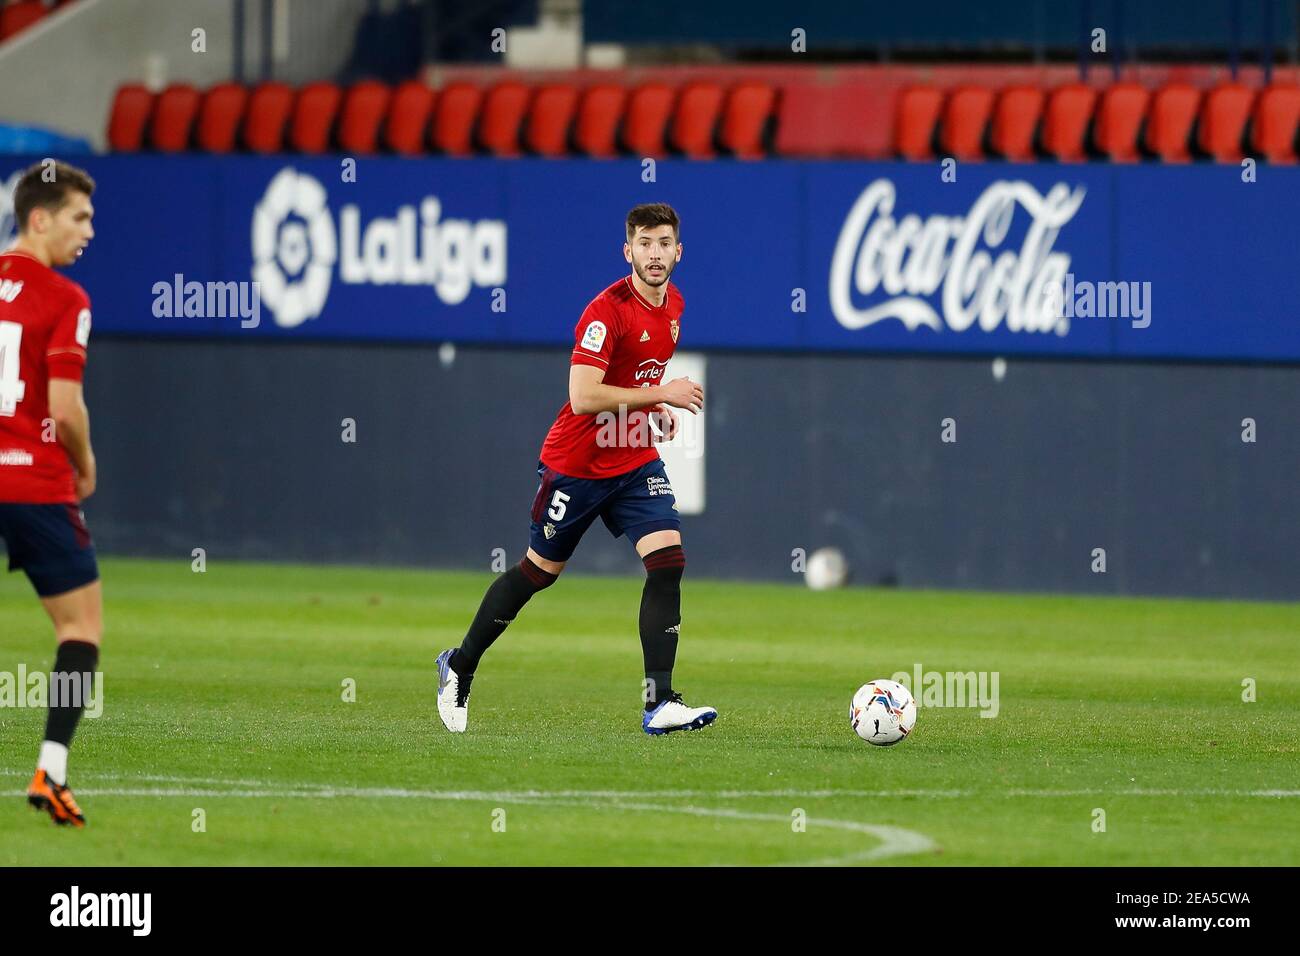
[939,86,994,161]
[289,81,342,154]
[0,1,46,41]
[1250,83,1300,163]
[574,84,627,158]
[106,84,154,152]
[431,83,483,156]
[525,83,579,157]
[1093,82,1150,162]
[478,81,530,156]
[196,82,248,153]
[1041,83,1097,161]
[337,80,391,155]
[385,80,436,155]
[149,84,201,152]
[718,82,776,159]
[895,87,943,160]
[622,83,675,158]
[1197,82,1255,163]
[1144,83,1201,163]
[669,82,725,159]
[243,81,294,154]
[990,86,1045,161]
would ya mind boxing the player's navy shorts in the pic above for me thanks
[0,502,99,597]
[529,458,681,562]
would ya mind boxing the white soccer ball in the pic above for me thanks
[805,547,848,590]
[850,679,917,746]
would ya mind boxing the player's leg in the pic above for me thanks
[635,528,685,705]
[434,463,602,733]
[1,503,101,826]
[600,462,716,734]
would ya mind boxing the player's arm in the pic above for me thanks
[49,378,95,500]
[569,365,703,416]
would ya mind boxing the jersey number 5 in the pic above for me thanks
[0,321,27,417]
[547,490,571,522]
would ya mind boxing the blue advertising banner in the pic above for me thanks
[2,155,1297,361]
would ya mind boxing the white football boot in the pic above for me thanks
[642,691,718,735]
[435,649,471,733]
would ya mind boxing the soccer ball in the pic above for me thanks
[850,679,916,746]
[805,547,849,590]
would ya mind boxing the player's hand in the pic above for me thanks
[659,376,704,414]
[650,403,679,442]
[75,457,96,501]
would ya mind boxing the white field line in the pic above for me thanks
[2,770,1298,799]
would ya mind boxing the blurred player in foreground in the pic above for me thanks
[435,203,716,735]
[0,161,100,826]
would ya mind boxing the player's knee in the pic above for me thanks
[642,544,685,587]
[57,628,101,647]
[519,555,561,590]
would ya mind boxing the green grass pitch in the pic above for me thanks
[2,557,1298,866]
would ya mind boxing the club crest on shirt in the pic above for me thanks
[543,522,557,539]
[669,318,679,343]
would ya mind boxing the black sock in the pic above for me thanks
[451,557,557,676]
[640,545,684,709]
[43,640,99,748]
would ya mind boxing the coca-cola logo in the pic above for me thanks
[829,179,1086,336]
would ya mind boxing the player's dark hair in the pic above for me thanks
[626,203,680,242]
[13,161,96,234]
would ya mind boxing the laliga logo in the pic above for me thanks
[251,167,507,328]
[829,179,1086,335]
[252,168,335,328]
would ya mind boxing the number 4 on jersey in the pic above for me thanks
[0,321,27,417]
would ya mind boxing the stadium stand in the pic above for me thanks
[99,65,1300,164]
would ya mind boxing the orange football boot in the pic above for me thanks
[27,770,86,828]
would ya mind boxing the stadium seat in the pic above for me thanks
[106,84,154,152]
[149,84,201,152]
[622,83,675,157]
[1144,83,1201,162]
[1041,83,1097,161]
[1093,82,1150,162]
[1197,82,1255,163]
[990,86,1045,161]
[895,87,943,161]
[289,81,343,154]
[574,84,627,158]
[337,80,391,154]
[0,1,46,41]
[430,83,483,156]
[669,82,725,159]
[938,86,994,161]
[478,81,530,156]
[1250,83,1300,163]
[524,83,579,157]
[718,82,776,159]
[384,80,436,155]
[196,82,248,153]
[243,81,294,154]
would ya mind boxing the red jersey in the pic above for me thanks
[539,276,683,479]
[0,251,91,504]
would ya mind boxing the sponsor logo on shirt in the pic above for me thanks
[0,450,34,466]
